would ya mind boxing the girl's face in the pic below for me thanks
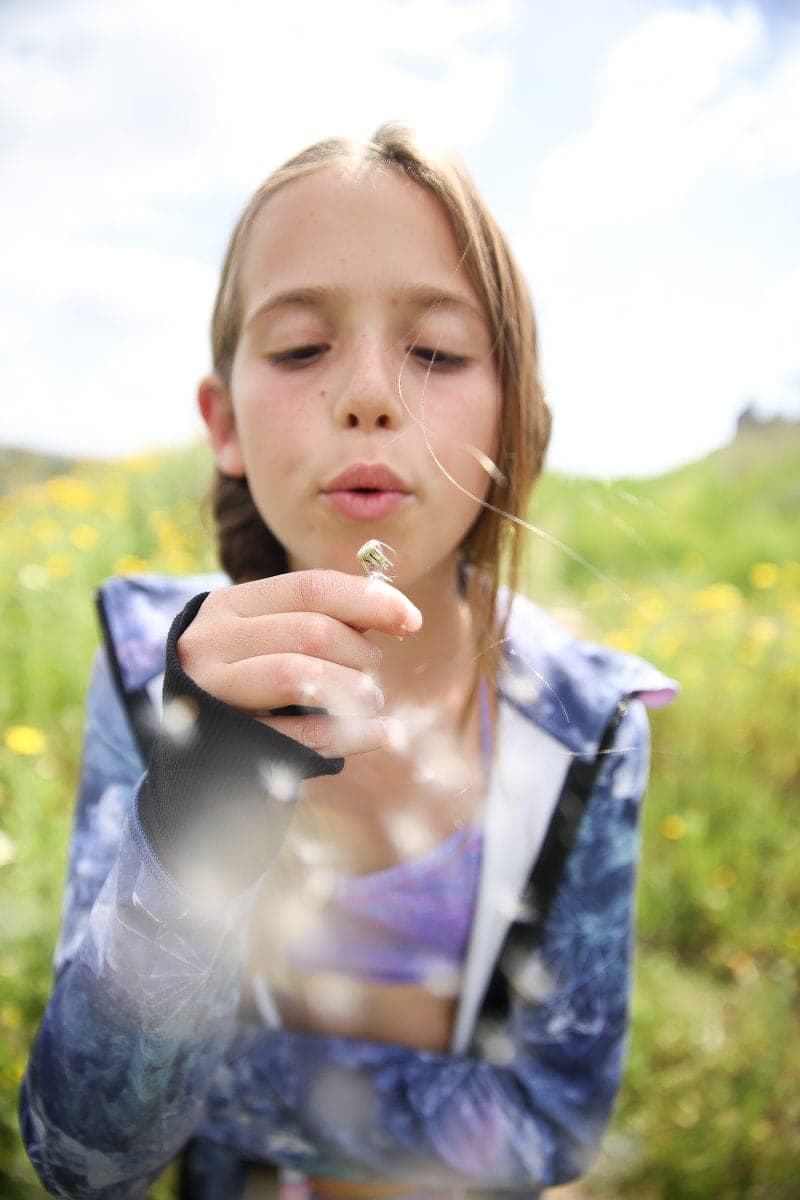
[201,164,501,598]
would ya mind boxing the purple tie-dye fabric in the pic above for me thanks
[288,826,483,985]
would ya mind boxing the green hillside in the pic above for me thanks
[0,430,798,1198]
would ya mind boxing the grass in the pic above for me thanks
[1,427,798,1198]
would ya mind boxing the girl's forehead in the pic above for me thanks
[237,165,478,308]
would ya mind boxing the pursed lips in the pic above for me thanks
[321,463,411,521]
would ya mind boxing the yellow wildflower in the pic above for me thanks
[33,518,60,545]
[5,725,47,755]
[45,475,95,512]
[749,562,778,589]
[690,583,743,614]
[70,524,99,551]
[114,554,150,575]
[711,865,736,889]
[661,814,687,840]
[652,634,680,660]
[44,552,75,579]
[0,1004,22,1028]
[604,629,639,654]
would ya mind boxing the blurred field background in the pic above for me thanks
[1,422,798,1199]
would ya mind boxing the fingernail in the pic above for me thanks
[402,604,422,634]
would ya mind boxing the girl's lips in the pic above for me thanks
[323,463,410,492]
[324,490,409,520]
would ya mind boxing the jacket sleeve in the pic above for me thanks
[19,582,356,1199]
[190,700,653,1191]
[18,646,265,1199]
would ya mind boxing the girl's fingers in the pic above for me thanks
[204,654,385,717]
[224,570,422,637]
[261,713,395,759]
[218,611,383,674]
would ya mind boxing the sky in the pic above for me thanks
[1,0,798,478]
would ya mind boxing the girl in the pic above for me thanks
[20,125,676,1200]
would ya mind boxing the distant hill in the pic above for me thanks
[0,446,82,496]
[532,415,800,593]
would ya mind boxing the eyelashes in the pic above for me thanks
[269,344,328,367]
[410,347,468,370]
[268,345,469,371]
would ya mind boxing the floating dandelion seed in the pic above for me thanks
[259,760,300,804]
[303,864,338,902]
[357,539,395,583]
[475,1022,516,1067]
[291,834,336,867]
[503,950,554,1005]
[305,975,364,1021]
[385,810,438,859]
[499,666,541,708]
[280,893,324,942]
[495,889,539,925]
[463,444,508,488]
[0,830,16,869]
[413,730,472,790]
[421,960,461,998]
[298,678,320,704]
[162,697,198,743]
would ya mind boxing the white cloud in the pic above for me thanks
[522,3,800,477]
[533,4,800,227]
[0,0,515,455]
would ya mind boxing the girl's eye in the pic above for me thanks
[270,344,328,367]
[411,347,468,370]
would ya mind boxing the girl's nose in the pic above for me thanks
[333,338,402,430]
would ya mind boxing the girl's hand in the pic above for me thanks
[176,570,421,759]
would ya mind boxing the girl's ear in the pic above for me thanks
[198,374,246,477]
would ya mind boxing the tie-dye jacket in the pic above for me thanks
[19,573,676,1199]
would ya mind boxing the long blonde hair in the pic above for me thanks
[207,123,551,698]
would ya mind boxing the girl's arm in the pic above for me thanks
[192,700,653,1191]
[18,646,262,1199]
[20,575,419,1199]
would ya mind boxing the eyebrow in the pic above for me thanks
[243,284,487,330]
